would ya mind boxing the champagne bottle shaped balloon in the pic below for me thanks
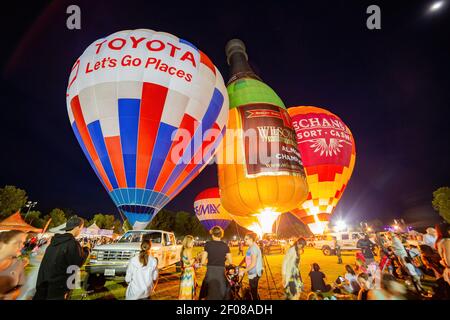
[217,39,308,235]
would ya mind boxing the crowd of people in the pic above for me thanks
[304,224,450,300]
[1,215,450,301]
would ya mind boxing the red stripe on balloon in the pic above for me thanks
[71,96,113,191]
[136,83,168,189]
[305,164,345,182]
[105,136,127,188]
[194,187,220,202]
[165,122,221,196]
[300,213,330,225]
[199,50,216,75]
[153,113,198,192]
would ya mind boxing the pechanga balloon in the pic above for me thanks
[193,187,232,231]
[288,106,356,235]
[66,30,228,229]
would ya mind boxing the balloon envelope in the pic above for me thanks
[288,106,356,234]
[193,187,232,231]
[67,30,228,229]
[217,78,308,234]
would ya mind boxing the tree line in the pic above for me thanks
[0,185,249,238]
[3,184,448,238]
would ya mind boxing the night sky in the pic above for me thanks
[1,0,449,228]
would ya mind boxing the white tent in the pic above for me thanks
[88,222,100,231]
[81,222,100,236]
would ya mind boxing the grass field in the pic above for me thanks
[69,246,358,300]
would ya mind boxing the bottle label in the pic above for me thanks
[238,104,305,178]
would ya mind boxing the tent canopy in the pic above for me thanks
[0,212,43,233]
[48,221,113,237]
[87,222,100,230]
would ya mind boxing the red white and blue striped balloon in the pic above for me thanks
[194,188,232,231]
[66,30,229,229]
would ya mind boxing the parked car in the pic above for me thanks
[85,230,182,288]
[313,231,366,255]
[259,234,285,255]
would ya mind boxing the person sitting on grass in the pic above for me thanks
[404,256,424,292]
[342,265,360,295]
[308,263,332,293]
[356,272,373,300]
[367,274,406,300]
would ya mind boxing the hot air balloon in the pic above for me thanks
[288,106,356,234]
[66,30,228,229]
[217,40,309,235]
[193,188,232,231]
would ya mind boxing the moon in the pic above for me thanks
[429,1,445,12]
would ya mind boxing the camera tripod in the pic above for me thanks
[261,250,281,300]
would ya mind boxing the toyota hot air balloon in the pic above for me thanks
[193,188,232,231]
[66,30,228,229]
[288,106,356,234]
[217,39,309,235]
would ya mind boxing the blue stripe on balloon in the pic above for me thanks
[87,120,119,189]
[119,98,140,188]
[110,188,169,210]
[179,38,198,51]
[170,126,225,197]
[199,88,224,131]
[161,89,224,193]
[201,219,231,231]
[123,212,154,228]
[72,122,108,191]
[145,122,177,190]
[135,189,144,206]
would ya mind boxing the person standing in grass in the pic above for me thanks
[282,238,306,300]
[200,226,232,300]
[334,237,342,264]
[240,232,263,300]
[179,235,197,300]
[34,216,89,300]
[357,234,376,265]
[238,240,244,256]
[125,234,158,300]
[0,230,28,300]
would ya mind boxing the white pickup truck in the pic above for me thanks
[86,230,182,280]
[313,231,367,255]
